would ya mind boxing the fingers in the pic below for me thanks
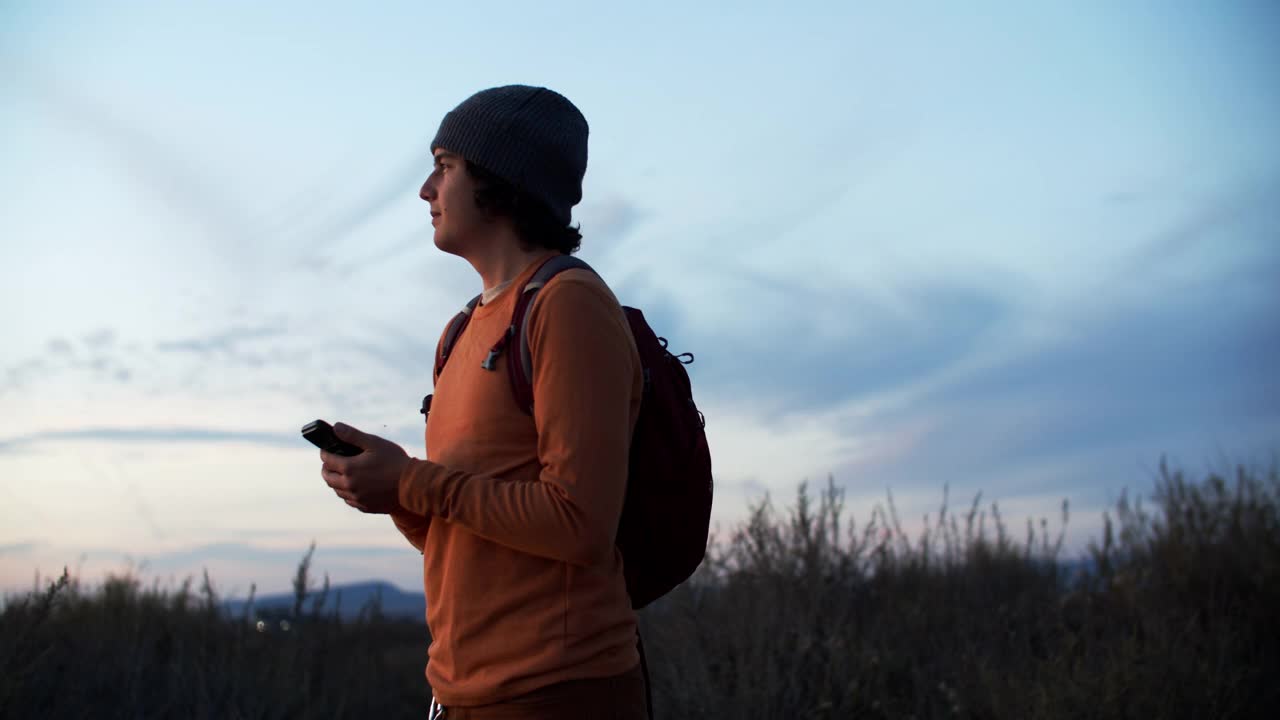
[318,434,399,515]
[320,449,356,470]
[321,465,346,488]
[322,461,372,513]
[333,487,367,509]
[332,422,371,449]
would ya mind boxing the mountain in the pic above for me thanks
[223,580,425,623]
[220,559,1098,624]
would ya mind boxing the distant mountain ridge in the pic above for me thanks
[223,580,425,622]
[220,558,1099,625]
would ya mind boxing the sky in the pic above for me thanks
[2,1,1278,597]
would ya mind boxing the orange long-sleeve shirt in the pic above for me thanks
[390,252,644,706]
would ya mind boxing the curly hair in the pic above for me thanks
[465,160,582,255]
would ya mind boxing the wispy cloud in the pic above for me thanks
[685,181,1280,543]
[658,268,1014,415]
[8,58,434,300]
[576,195,648,263]
[0,540,423,596]
[336,228,429,277]
[80,459,168,542]
[0,427,299,454]
[0,542,37,556]
[9,65,253,246]
[155,324,288,356]
[1121,176,1280,278]
[83,329,117,350]
[3,327,135,395]
[825,250,1280,504]
[298,154,430,255]
[47,338,73,354]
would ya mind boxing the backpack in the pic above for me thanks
[420,254,713,609]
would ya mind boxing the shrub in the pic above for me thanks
[2,459,1276,718]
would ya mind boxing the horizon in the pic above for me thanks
[3,1,1278,596]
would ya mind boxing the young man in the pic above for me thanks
[318,85,648,719]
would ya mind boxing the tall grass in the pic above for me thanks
[3,459,1276,718]
[639,460,1278,719]
[0,547,430,718]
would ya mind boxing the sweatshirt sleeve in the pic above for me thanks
[397,276,638,567]
[389,509,430,553]
[387,322,448,554]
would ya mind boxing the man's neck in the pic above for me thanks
[464,227,553,293]
[481,279,513,305]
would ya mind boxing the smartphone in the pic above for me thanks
[301,419,363,456]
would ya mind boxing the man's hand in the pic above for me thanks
[320,423,411,514]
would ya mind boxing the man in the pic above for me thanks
[318,85,648,719]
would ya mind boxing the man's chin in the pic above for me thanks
[433,232,458,254]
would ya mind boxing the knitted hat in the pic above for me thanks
[431,85,588,226]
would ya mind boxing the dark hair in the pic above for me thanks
[465,160,582,255]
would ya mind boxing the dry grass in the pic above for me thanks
[0,553,430,718]
[3,458,1277,719]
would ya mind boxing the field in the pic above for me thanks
[3,459,1277,719]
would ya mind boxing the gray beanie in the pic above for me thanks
[431,85,588,226]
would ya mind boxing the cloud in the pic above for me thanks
[83,329,117,349]
[0,542,37,556]
[336,228,429,277]
[155,324,287,356]
[0,426,299,454]
[576,195,647,261]
[77,459,168,541]
[684,184,1280,551]
[0,540,425,596]
[47,338,73,354]
[674,270,1013,415]
[2,358,47,392]
[1121,176,1280,278]
[818,248,1280,524]
[10,61,430,300]
[286,153,429,254]
[3,330,140,396]
[344,322,435,378]
[9,65,254,245]
[145,542,407,568]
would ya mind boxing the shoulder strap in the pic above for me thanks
[506,254,595,414]
[423,294,481,423]
[434,294,483,380]
[430,255,595,414]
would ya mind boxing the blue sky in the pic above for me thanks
[2,1,1277,596]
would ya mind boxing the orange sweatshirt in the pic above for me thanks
[390,252,644,706]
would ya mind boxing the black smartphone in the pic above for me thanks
[301,419,363,456]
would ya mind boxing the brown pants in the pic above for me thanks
[432,663,648,720]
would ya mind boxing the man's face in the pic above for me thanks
[420,149,486,256]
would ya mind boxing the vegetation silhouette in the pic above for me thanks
[2,458,1276,718]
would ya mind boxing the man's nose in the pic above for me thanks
[419,176,435,202]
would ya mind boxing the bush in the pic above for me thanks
[0,548,429,718]
[2,459,1276,718]
[641,461,1279,719]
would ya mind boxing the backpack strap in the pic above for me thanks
[422,294,483,422]
[505,254,594,414]
[435,294,483,380]
[426,254,594,419]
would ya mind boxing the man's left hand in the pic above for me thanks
[320,423,411,514]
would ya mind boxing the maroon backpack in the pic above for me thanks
[420,254,713,609]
